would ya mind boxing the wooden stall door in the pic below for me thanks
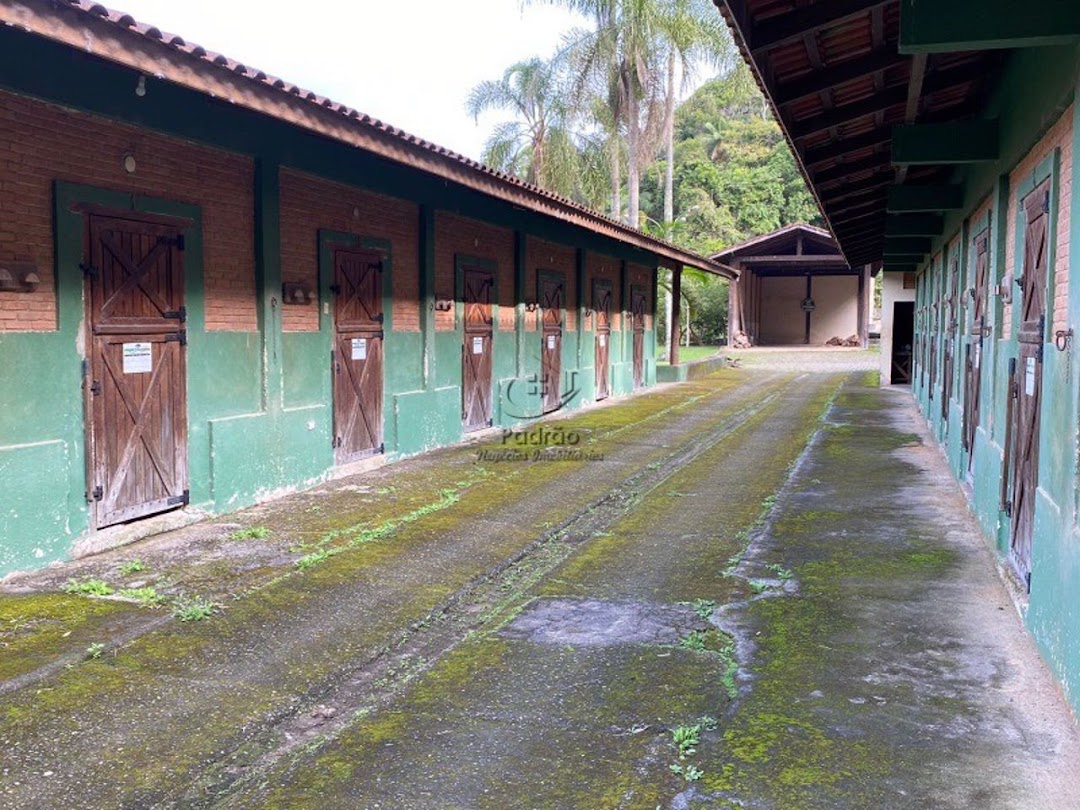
[85,213,189,528]
[540,277,564,414]
[593,280,612,401]
[333,247,384,462]
[962,232,990,465]
[1006,181,1050,588]
[942,259,960,421]
[631,286,647,389]
[462,266,494,431]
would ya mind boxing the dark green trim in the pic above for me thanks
[886,214,945,237]
[514,232,527,377]
[885,237,933,255]
[899,0,1080,53]
[419,206,436,390]
[892,121,1000,164]
[575,248,587,370]
[887,185,966,212]
[255,160,282,412]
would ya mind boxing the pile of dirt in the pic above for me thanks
[825,334,861,347]
[731,330,753,349]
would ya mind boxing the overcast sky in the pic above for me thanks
[112,0,588,160]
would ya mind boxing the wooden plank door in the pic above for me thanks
[540,276,563,414]
[1006,180,1051,588]
[962,231,990,464]
[631,286,647,389]
[333,246,384,462]
[85,213,188,528]
[942,258,960,420]
[593,280,612,401]
[462,266,494,431]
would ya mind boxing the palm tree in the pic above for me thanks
[467,57,577,195]
[657,0,732,234]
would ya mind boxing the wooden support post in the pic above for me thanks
[669,265,682,365]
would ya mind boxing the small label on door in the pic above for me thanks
[974,343,981,369]
[1025,356,1036,396]
[472,336,483,355]
[599,334,606,348]
[547,334,556,350]
[351,338,367,360]
[122,342,152,374]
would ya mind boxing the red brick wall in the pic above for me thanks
[1004,105,1074,336]
[434,213,515,332]
[279,169,420,332]
[587,252,622,330]
[526,237,577,332]
[0,89,255,332]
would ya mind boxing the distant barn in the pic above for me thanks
[714,224,873,348]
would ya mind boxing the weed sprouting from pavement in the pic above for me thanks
[229,526,271,541]
[118,560,147,576]
[672,724,701,758]
[766,563,793,581]
[63,578,114,597]
[85,642,105,660]
[173,596,217,622]
[118,587,169,607]
[678,631,708,652]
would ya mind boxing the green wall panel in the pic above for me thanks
[283,331,329,408]
[0,440,72,573]
[394,387,462,456]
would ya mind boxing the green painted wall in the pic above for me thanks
[909,45,1080,715]
[0,32,680,577]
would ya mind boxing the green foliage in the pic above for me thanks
[678,630,708,652]
[229,526,271,541]
[63,578,114,597]
[118,559,147,576]
[172,596,217,622]
[690,598,716,620]
[118,587,169,607]
[85,642,105,660]
[672,723,702,758]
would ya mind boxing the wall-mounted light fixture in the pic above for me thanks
[0,262,41,293]
[434,298,454,312]
[122,153,137,174]
[584,307,594,317]
[524,300,538,313]
[135,75,147,97]
[281,282,316,305]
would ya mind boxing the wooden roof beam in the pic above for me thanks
[773,49,906,107]
[803,127,893,168]
[899,0,1080,53]
[813,152,892,185]
[791,61,985,141]
[750,0,891,54]
[892,120,1000,164]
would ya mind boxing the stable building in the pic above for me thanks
[715,0,1080,714]
[0,1,731,577]
[715,223,873,347]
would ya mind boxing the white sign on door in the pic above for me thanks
[472,336,483,355]
[351,337,367,360]
[974,343,981,369]
[1025,355,1036,396]
[122,342,152,374]
[547,334,556,350]
[599,334,606,348]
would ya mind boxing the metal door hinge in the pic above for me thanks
[1025,571,1032,593]
[378,442,385,454]
[91,485,103,502]
[165,331,188,346]
[333,436,342,449]
[163,306,187,322]
[89,380,102,396]
[329,284,341,295]
[167,490,189,507]
[80,263,98,278]
[160,234,185,251]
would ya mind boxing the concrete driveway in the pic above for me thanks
[1,355,1077,808]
